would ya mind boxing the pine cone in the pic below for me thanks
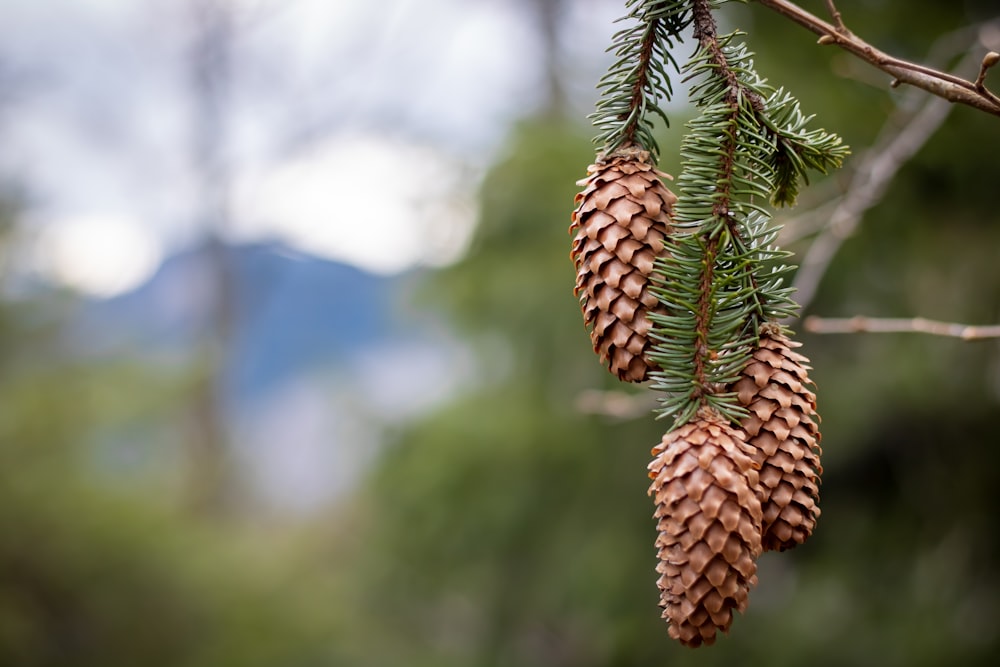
[734,327,823,552]
[570,146,676,382]
[647,411,763,647]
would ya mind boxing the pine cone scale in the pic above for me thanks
[570,147,676,382]
[736,329,823,552]
[648,413,763,647]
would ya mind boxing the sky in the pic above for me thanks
[0,0,630,512]
[0,0,623,296]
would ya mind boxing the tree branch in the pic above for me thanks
[823,0,846,34]
[974,51,1000,106]
[754,0,1000,117]
[804,315,1000,340]
[790,87,953,312]
[781,25,994,313]
[575,389,658,419]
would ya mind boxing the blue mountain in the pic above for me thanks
[78,240,426,401]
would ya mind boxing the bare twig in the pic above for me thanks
[975,51,1000,86]
[823,0,846,34]
[575,389,657,419]
[790,89,954,311]
[804,316,1000,340]
[755,0,1000,117]
[782,26,995,312]
[974,51,1000,106]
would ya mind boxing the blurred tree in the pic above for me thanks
[185,0,238,515]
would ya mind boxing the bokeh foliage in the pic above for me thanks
[0,213,350,666]
[350,2,1000,665]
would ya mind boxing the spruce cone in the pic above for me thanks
[570,146,676,382]
[647,411,763,647]
[735,327,822,552]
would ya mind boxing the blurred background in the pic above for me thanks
[1,0,999,665]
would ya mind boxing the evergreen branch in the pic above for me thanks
[620,17,663,148]
[803,315,1000,340]
[759,88,848,206]
[650,2,763,426]
[686,2,783,330]
[590,1,691,161]
[687,5,848,207]
[649,0,844,427]
[754,0,1000,118]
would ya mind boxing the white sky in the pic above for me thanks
[0,0,623,296]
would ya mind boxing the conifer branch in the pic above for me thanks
[754,0,1000,118]
[692,2,848,209]
[649,0,842,427]
[649,22,753,423]
[620,20,661,148]
[688,0,738,405]
[590,1,692,161]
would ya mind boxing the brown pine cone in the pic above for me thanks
[570,145,676,382]
[734,326,823,552]
[647,410,763,647]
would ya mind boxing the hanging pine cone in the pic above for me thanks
[570,145,676,382]
[647,410,763,647]
[734,325,822,552]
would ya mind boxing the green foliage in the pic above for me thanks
[583,0,849,427]
[590,0,691,160]
[0,485,341,667]
[421,120,604,386]
[356,378,668,667]
[0,211,349,667]
[762,87,849,207]
[646,9,847,427]
[0,301,347,667]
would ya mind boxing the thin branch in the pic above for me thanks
[754,0,1000,117]
[689,0,740,402]
[823,0,845,34]
[570,309,988,410]
[974,51,1000,106]
[781,28,993,309]
[790,88,954,311]
[575,389,658,419]
[804,315,1000,340]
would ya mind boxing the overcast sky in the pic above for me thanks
[0,0,623,295]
